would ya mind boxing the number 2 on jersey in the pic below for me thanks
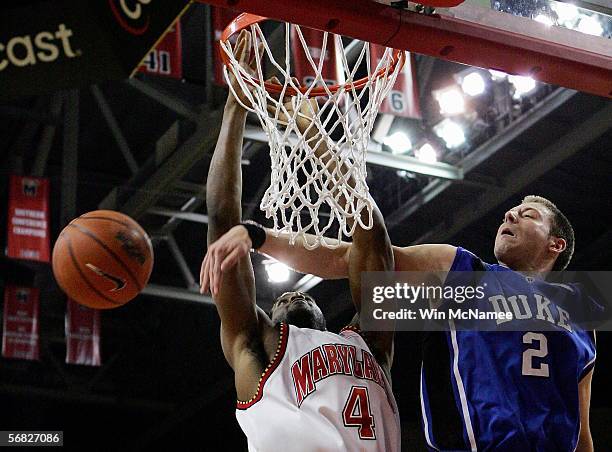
[522,332,550,377]
[343,386,376,440]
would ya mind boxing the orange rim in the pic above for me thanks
[220,13,406,96]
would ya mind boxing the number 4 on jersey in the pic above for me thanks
[343,386,376,440]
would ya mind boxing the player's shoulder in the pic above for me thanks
[393,243,457,272]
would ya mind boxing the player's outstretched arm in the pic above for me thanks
[204,31,273,376]
[576,369,594,452]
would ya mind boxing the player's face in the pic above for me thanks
[494,202,556,271]
[270,291,326,330]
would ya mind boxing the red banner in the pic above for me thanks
[292,26,339,89]
[65,299,101,366]
[371,46,421,119]
[7,175,51,262]
[212,7,239,86]
[138,21,183,79]
[2,286,40,360]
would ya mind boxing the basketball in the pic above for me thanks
[52,210,154,309]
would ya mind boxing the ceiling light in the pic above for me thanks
[576,15,603,36]
[534,14,554,26]
[434,87,465,115]
[433,119,465,149]
[551,2,579,24]
[415,143,438,163]
[383,131,412,154]
[265,261,291,283]
[508,75,537,98]
[461,72,486,96]
[489,69,508,81]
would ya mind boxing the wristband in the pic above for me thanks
[241,221,266,250]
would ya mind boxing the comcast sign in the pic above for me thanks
[0,24,80,72]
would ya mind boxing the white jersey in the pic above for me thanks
[236,323,401,452]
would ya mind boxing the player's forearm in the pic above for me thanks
[575,434,593,452]
[259,229,350,279]
[207,101,248,243]
[351,205,393,272]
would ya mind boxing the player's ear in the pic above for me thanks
[549,236,566,254]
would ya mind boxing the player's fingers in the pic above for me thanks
[209,250,219,296]
[220,246,244,272]
[200,254,211,293]
[212,249,224,296]
[235,32,249,64]
[239,32,252,65]
[250,42,264,72]
[234,32,245,55]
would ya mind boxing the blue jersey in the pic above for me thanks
[420,247,597,452]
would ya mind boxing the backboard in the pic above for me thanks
[199,0,611,97]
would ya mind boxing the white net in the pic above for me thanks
[221,17,404,249]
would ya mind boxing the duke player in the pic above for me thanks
[207,190,597,450]
[201,30,400,452]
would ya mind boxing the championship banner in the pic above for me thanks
[0,0,190,101]
[137,21,182,79]
[291,26,339,89]
[65,299,101,366]
[371,46,421,119]
[7,175,51,263]
[2,286,40,361]
[212,7,239,86]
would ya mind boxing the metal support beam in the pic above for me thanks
[31,93,64,176]
[166,233,198,289]
[142,284,213,304]
[243,125,462,180]
[91,85,139,174]
[386,88,577,229]
[460,89,578,173]
[413,101,612,245]
[103,107,223,220]
[61,90,79,227]
[127,78,200,122]
[293,274,324,292]
[148,208,210,224]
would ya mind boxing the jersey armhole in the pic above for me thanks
[236,322,289,410]
[340,325,376,356]
[579,358,596,382]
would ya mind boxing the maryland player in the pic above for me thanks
[201,30,400,452]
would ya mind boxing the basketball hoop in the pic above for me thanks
[221,13,405,249]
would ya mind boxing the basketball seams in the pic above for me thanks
[67,223,143,292]
[65,235,124,307]
[75,215,151,248]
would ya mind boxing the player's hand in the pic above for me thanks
[227,30,263,109]
[200,225,252,296]
[266,76,319,135]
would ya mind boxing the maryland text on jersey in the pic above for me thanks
[291,338,387,406]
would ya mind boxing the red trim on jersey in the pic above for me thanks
[340,324,372,349]
[236,323,289,410]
